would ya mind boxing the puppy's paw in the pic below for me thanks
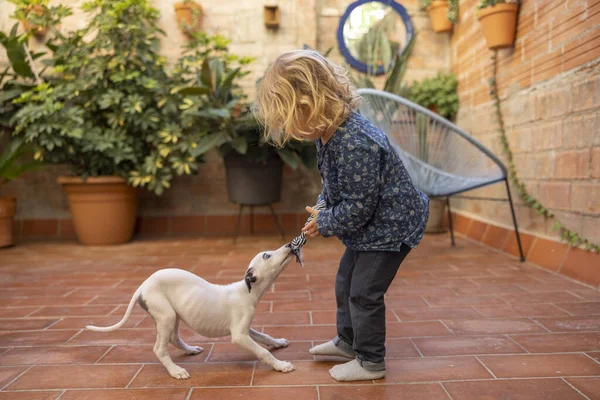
[185,346,204,355]
[274,360,296,373]
[273,338,289,348]
[169,366,190,380]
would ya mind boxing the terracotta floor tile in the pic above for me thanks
[68,329,158,345]
[273,300,336,312]
[98,344,211,364]
[252,361,353,385]
[386,321,452,338]
[0,392,61,400]
[379,356,492,383]
[258,325,336,341]
[0,307,42,318]
[49,315,144,330]
[15,296,95,307]
[0,330,77,346]
[443,379,585,400]
[480,353,600,378]
[568,289,600,301]
[311,310,398,325]
[510,333,600,352]
[319,384,450,400]
[0,319,58,331]
[30,305,117,317]
[443,318,547,335]
[382,296,428,308]
[208,341,313,362]
[384,338,421,358]
[60,389,190,400]
[0,366,28,388]
[556,302,600,316]
[500,292,584,304]
[129,363,253,387]
[8,365,140,390]
[474,304,570,318]
[393,306,482,321]
[413,336,526,356]
[533,316,600,332]
[454,285,527,295]
[262,291,311,302]
[254,312,311,326]
[0,346,109,365]
[191,386,318,400]
[566,377,600,400]
[586,351,600,362]
[423,295,507,307]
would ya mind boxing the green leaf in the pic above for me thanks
[200,58,212,89]
[552,221,562,231]
[190,132,227,157]
[277,149,299,170]
[231,136,247,154]
[176,86,211,96]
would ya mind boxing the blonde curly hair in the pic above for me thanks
[254,49,361,146]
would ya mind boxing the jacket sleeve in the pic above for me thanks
[316,142,381,237]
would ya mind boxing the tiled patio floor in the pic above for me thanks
[0,235,599,399]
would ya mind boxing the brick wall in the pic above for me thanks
[450,0,600,246]
[0,0,449,231]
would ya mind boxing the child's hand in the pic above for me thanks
[302,206,321,238]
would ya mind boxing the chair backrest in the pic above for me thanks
[357,88,507,197]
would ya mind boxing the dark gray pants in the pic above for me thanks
[333,244,411,371]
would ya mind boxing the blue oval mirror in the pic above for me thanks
[337,0,414,76]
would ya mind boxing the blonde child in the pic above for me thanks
[254,50,429,381]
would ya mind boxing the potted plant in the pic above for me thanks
[10,0,204,245]
[174,0,204,35]
[409,72,459,233]
[181,57,317,206]
[7,0,71,38]
[478,0,519,49]
[419,0,458,33]
[0,135,42,248]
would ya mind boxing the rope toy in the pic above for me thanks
[289,198,327,267]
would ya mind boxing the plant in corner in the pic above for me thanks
[478,0,520,49]
[409,72,459,234]
[0,135,42,248]
[419,0,458,33]
[10,0,204,245]
[7,0,71,38]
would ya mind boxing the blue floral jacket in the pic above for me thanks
[315,111,429,251]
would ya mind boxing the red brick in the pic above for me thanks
[537,181,571,210]
[535,88,571,120]
[504,231,536,259]
[21,219,58,237]
[531,121,563,150]
[592,148,600,178]
[532,47,563,84]
[536,0,567,26]
[135,216,169,235]
[171,216,205,234]
[555,150,590,179]
[466,219,489,242]
[527,237,569,272]
[523,25,550,61]
[571,183,600,213]
[559,247,600,287]
[551,2,588,47]
[58,219,76,238]
[564,26,600,71]
[571,75,600,112]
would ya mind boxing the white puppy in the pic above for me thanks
[86,243,299,379]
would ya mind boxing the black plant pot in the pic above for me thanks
[224,152,283,205]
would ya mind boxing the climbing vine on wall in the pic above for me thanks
[488,51,599,253]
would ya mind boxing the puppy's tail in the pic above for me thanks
[85,288,141,332]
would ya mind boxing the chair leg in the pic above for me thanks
[446,197,455,247]
[505,179,525,262]
[233,205,245,245]
[268,204,285,240]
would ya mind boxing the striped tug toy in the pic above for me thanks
[289,198,327,267]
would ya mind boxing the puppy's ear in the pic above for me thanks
[244,268,257,293]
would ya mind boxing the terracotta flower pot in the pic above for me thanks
[174,2,204,34]
[426,0,453,33]
[57,176,138,246]
[21,5,47,38]
[425,197,447,234]
[478,3,519,49]
[0,196,17,248]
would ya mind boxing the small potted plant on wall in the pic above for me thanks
[409,72,459,233]
[478,0,520,49]
[7,0,71,38]
[419,0,458,33]
[0,136,42,248]
[174,0,204,35]
[10,0,203,245]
